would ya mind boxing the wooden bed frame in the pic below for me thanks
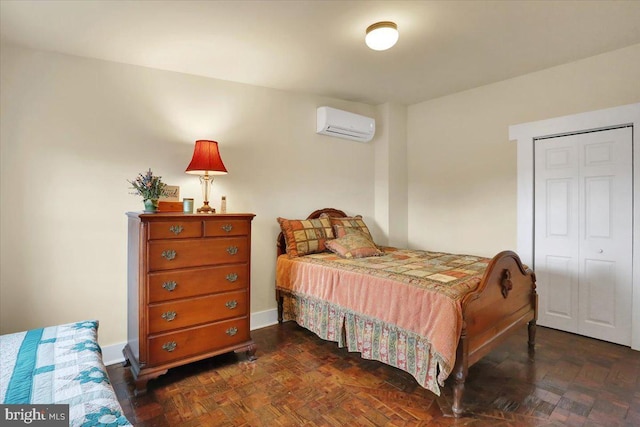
[275,208,538,417]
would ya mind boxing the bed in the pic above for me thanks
[0,320,132,427]
[275,208,537,416]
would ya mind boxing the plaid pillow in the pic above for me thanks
[322,213,375,243]
[325,231,383,259]
[277,217,334,257]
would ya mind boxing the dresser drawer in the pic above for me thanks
[148,265,248,303]
[148,237,248,271]
[148,317,250,365]
[204,220,250,237]
[148,291,247,334]
[149,221,202,240]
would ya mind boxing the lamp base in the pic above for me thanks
[197,202,216,214]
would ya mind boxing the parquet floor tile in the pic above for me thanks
[108,322,640,426]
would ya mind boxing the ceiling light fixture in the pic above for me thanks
[365,21,398,51]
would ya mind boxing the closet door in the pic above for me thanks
[534,127,632,345]
[534,136,580,334]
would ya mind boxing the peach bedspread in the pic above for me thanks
[276,247,490,395]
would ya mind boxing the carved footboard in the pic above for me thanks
[451,250,537,416]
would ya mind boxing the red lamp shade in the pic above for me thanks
[185,140,228,175]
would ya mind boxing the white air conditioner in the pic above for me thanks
[316,106,375,142]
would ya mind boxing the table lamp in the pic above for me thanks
[185,140,228,213]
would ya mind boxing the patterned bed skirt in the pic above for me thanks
[281,292,449,396]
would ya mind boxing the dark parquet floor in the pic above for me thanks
[107,322,640,426]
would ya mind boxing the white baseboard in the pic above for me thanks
[250,308,279,330]
[103,308,279,366]
[102,342,127,366]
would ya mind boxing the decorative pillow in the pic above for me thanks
[325,231,383,259]
[322,213,375,242]
[277,217,334,257]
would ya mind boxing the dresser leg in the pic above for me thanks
[134,379,149,396]
[131,368,168,396]
[246,343,258,362]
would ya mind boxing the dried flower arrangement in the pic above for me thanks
[128,169,167,201]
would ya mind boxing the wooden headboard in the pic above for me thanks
[276,208,347,257]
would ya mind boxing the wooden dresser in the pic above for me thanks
[123,212,256,394]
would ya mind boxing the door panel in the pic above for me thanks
[577,128,632,345]
[583,259,616,326]
[535,138,579,332]
[545,256,574,319]
[584,177,611,238]
[546,179,571,237]
[535,127,632,346]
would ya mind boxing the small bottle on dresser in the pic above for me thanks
[220,196,227,213]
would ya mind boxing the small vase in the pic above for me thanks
[143,199,159,213]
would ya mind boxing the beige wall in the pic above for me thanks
[407,44,640,257]
[4,42,640,349]
[0,45,377,346]
[374,103,408,247]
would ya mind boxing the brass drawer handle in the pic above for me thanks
[221,224,233,233]
[161,311,177,321]
[161,250,176,260]
[226,273,238,282]
[226,327,238,336]
[162,341,177,352]
[226,246,238,255]
[162,281,177,291]
[169,225,184,235]
[225,300,238,310]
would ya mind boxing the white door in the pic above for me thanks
[534,127,633,345]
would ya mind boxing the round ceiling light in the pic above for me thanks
[365,21,398,51]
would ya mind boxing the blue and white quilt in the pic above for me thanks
[0,320,132,427]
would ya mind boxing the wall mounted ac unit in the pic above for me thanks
[316,106,375,142]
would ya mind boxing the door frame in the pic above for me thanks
[509,103,640,350]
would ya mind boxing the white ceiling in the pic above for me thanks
[2,0,640,105]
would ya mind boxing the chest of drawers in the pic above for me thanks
[123,212,256,394]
